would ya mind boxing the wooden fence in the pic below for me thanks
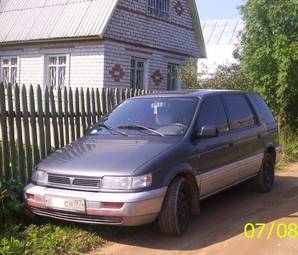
[0,83,152,183]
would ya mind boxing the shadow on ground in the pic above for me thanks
[40,175,298,252]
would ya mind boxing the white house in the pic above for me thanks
[0,0,206,90]
[198,18,244,76]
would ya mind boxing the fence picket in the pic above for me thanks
[91,88,96,124]
[75,88,80,139]
[86,88,91,127]
[44,87,51,155]
[37,86,45,159]
[14,84,25,182]
[57,88,64,147]
[80,88,86,133]
[69,88,75,142]
[64,88,70,145]
[7,84,17,179]
[29,85,39,167]
[22,84,32,182]
[0,83,10,179]
[50,88,59,150]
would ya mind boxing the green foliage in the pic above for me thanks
[280,130,298,162]
[178,58,199,88]
[240,0,298,131]
[0,180,24,224]
[199,63,253,91]
[0,224,103,255]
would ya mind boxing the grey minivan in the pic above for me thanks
[24,90,281,235]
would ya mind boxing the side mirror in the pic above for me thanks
[194,125,218,139]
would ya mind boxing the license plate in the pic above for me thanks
[45,195,85,212]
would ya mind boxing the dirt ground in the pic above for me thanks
[93,162,298,255]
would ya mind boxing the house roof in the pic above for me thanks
[0,0,206,57]
[0,0,118,44]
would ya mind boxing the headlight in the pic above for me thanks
[31,169,48,186]
[101,174,152,190]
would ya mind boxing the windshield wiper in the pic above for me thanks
[88,123,128,136]
[117,125,164,137]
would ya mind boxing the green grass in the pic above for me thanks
[280,130,298,163]
[0,180,105,255]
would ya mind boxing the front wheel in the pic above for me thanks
[251,152,275,192]
[158,177,191,235]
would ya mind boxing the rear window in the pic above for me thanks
[250,94,275,124]
[224,94,256,130]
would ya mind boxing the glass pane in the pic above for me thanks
[136,69,144,89]
[49,57,57,65]
[11,58,17,65]
[137,61,144,69]
[11,67,17,84]
[58,67,66,88]
[49,67,57,88]
[131,59,135,68]
[2,59,9,65]
[59,56,66,65]
[2,67,9,87]
[130,69,135,89]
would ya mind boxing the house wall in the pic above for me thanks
[0,41,105,88]
[103,40,186,90]
[104,0,200,58]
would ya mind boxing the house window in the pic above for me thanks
[47,55,66,89]
[167,64,178,90]
[148,0,169,19]
[1,57,18,88]
[131,58,145,89]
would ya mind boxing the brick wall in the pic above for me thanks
[0,41,105,88]
[104,0,200,57]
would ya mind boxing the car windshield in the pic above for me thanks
[88,97,198,136]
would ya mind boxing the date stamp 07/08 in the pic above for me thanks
[244,223,298,240]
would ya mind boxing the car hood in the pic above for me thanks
[36,136,178,177]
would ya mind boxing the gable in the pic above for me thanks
[0,0,118,44]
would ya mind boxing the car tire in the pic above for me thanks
[158,177,192,235]
[251,152,275,193]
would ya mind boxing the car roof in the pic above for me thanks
[134,89,245,99]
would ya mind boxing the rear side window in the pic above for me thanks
[224,94,256,130]
[250,94,275,124]
[196,96,229,134]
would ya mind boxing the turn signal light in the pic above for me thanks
[102,202,124,209]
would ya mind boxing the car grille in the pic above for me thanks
[47,174,101,191]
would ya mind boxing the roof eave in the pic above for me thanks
[189,0,207,58]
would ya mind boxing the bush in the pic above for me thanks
[0,180,24,224]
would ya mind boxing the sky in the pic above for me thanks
[196,0,246,20]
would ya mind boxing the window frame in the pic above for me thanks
[147,0,170,19]
[194,95,230,136]
[46,54,67,90]
[222,93,259,131]
[130,57,146,90]
[167,63,179,91]
[0,56,19,87]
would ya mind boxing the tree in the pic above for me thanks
[240,0,298,131]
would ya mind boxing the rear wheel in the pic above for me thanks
[158,177,191,235]
[251,152,275,192]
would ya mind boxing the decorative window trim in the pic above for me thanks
[0,56,19,87]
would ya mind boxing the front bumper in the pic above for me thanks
[24,184,167,226]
